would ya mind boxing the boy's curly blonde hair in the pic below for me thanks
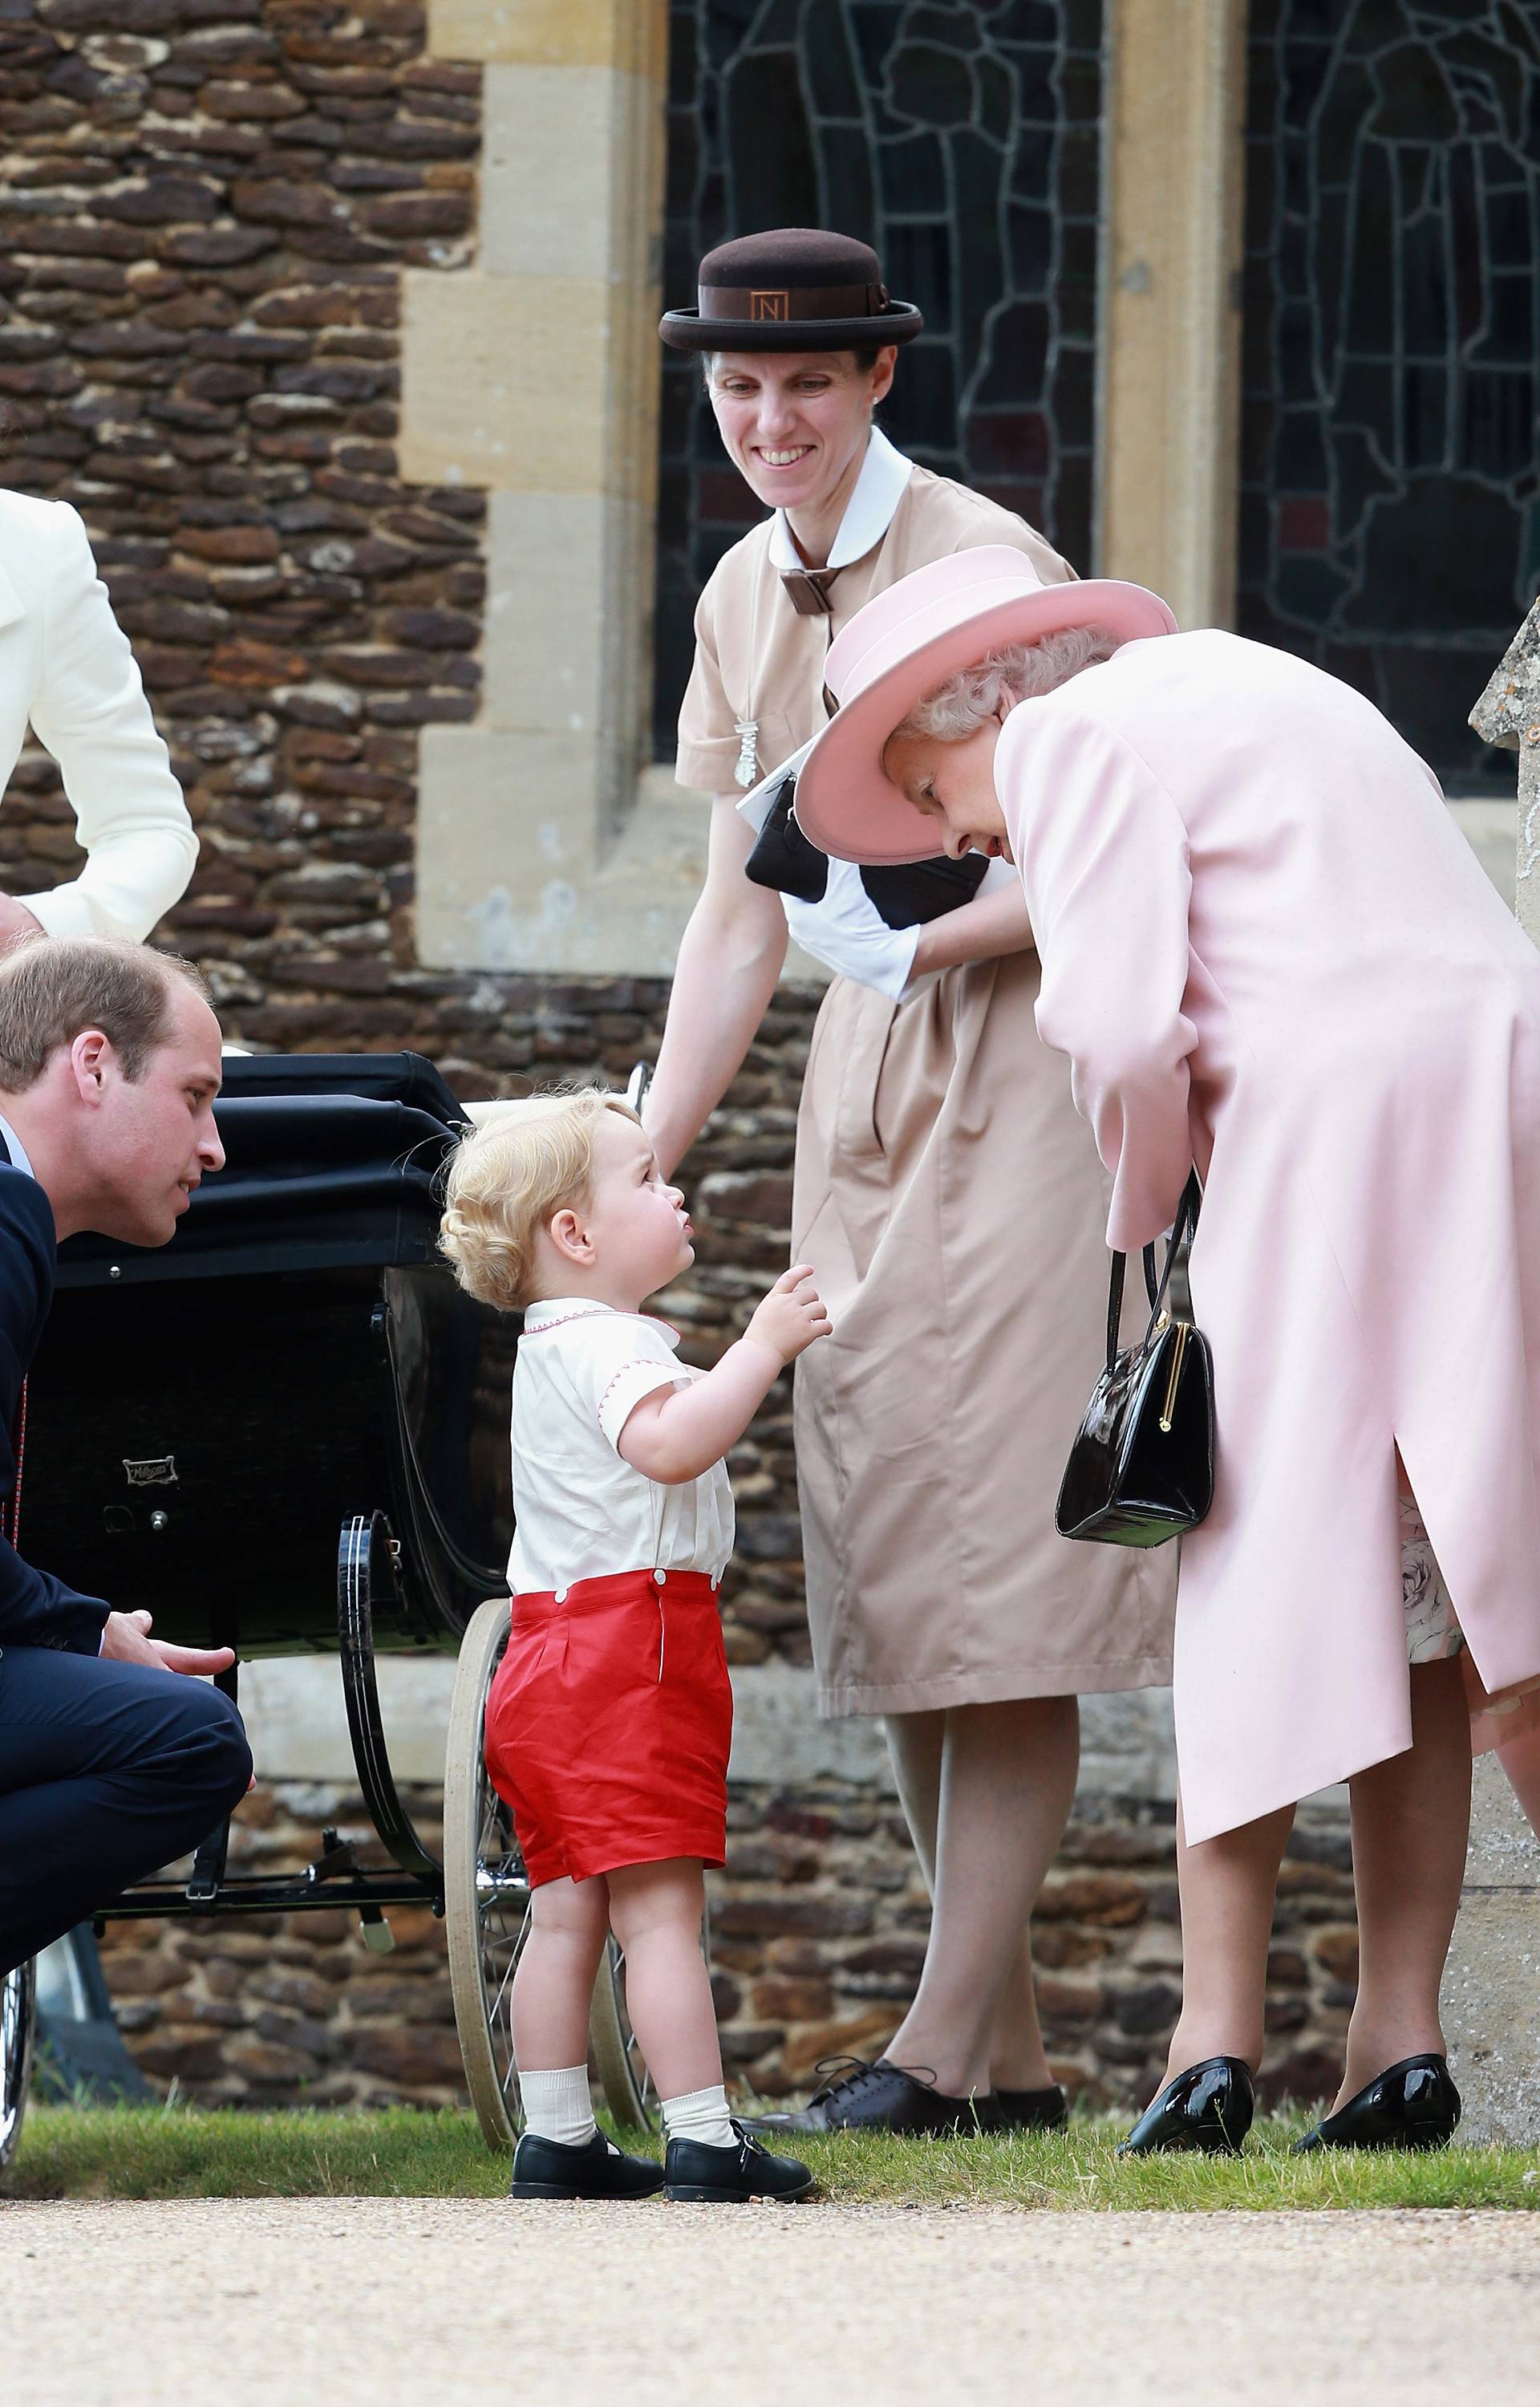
[439,1087,641,1313]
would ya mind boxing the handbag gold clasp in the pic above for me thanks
[1159,1322,1189,1434]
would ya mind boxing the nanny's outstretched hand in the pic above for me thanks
[744,1264,833,1367]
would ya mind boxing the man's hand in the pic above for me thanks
[743,1264,833,1368]
[0,894,44,949]
[100,1608,235,1678]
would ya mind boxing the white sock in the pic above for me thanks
[519,2064,598,2149]
[661,2083,736,2150]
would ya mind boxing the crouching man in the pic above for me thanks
[0,937,252,1976]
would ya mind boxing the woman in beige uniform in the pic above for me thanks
[646,230,1173,2133]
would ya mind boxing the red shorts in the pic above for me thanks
[484,1568,732,1889]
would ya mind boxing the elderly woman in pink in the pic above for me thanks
[792,546,1540,2153]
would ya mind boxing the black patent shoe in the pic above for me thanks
[664,2121,816,2203]
[987,2083,1069,2134]
[1118,2056,1255,2156]
[509,2128,664,2199]
[1293,2054,1461,2154]
[741,2055,991,2137]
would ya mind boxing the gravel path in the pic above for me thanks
[3,2199,1538,2405]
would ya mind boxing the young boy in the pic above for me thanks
[440,1088,829,2202]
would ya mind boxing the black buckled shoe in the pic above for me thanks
[987,2083,1069,2134]
[1293,2054,1461,2154]
[509,2128,665,2199]
[1118,2056,1255,2156]
[742,2056,993,2137]
[664,2121,816,2203]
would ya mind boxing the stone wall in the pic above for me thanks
[0,0,485,1052]
[98,1775,1357,2113]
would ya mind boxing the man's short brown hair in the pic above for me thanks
[0,938,210,1092]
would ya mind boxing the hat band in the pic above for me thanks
[698,279,890,326]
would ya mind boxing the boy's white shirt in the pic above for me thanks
[507,1297,734,1595]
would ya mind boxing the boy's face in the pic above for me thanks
[573,1111,695,1300]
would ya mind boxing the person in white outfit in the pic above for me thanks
[0,490,197,946]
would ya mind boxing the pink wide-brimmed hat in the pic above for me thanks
[792,546,1177,864]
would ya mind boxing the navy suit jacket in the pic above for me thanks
[0,1158,110,1654]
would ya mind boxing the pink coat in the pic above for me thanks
[996,630,1540,1843]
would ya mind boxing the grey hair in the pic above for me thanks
[898,622,1123,745]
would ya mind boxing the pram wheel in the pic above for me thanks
[444,1597,526,2150]
[0,1957,35,2178]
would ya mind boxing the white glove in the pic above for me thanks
[783,858,926,1005]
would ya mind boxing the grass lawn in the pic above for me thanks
[6,2104,1540,2210]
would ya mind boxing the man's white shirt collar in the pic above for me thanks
[0,1111,34,1179]
[767,425,913,575]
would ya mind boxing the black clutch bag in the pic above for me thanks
[743,773,830,905]
[744,773,987,923]
[1055,1171,1214,1548]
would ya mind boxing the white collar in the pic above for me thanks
[0,1110,34,1179]
[767,425,913,576]
[521,1296,680,1346]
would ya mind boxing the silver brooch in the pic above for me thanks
[733,717,760,789]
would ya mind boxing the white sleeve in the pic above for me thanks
[22,503,198,941]
[561,1319,685,1454]
[783,859,924,1004]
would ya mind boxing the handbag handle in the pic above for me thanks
[1104,1171,1202,1370]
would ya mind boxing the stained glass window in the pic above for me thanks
[654,0,1103,756]
[1238,0,1540,787]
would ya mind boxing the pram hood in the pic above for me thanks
[58,1051,471,1285]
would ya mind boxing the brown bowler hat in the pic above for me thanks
[659,227,923,354]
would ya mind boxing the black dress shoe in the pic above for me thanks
[509,2128,664,2199]
[664,2121,816,2202]
[740,2056,992,2137]
[987,2083,1069,2133]
[1118,2056,1255,2156]
[1293,2054,1461,2153]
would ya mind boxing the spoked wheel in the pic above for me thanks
[589,1907,712,2134]
[0,1957,35,2178]
[444,1597,526,2152]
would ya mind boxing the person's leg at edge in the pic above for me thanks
[509,1872,611,2145]
[1337,1653,1470,2106]
[606,1857,736,2148]
[0,1646,252,1978]
[884,1696,1080,2100]
[1161,1792,1296,2084]
[1493,1716,1540,1836]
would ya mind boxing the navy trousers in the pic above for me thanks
[0,1644,253,1977]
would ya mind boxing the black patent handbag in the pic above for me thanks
[1055,1171,1214,1548]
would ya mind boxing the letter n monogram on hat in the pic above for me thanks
[659,229,924,351]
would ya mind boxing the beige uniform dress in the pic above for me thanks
[677,435,1174,1717]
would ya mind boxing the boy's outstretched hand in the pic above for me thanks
[744,1264,833,1367]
